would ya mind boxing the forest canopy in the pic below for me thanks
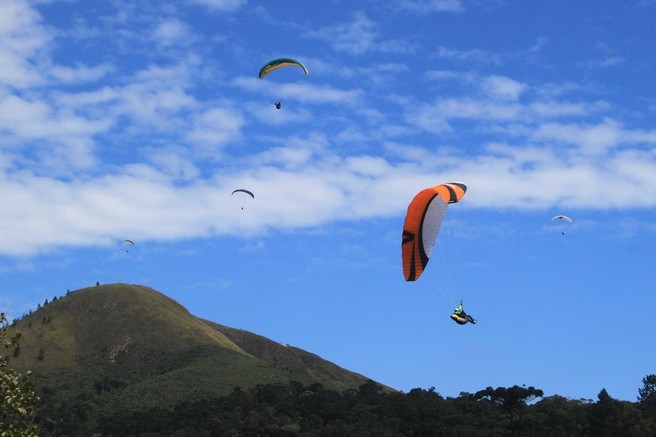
[32,378,656,436]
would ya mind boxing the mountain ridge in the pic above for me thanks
[6,283,377,413]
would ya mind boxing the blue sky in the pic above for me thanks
[1,0,655,402]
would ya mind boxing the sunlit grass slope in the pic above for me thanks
[5,283,371,412]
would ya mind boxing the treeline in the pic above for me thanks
[10,291,72,326]
[37,378,656,436]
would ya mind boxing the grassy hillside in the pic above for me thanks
[9,284,243,370]
[206,321,371,392]
[5,283,372,416]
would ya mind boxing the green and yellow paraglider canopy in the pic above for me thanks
[258,58,309,79]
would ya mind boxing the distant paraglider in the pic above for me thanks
[551,215,573,224]
[232,189,254,210]
[123,239,134,252]
[258,58,308,79]
[551,215,573,235]
[231,189,254,199]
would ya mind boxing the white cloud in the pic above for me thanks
[531,118,625,155]
[359,63,410,86]
[145,147,201,181]
[306,11,412,56]
[152,18,192,47]
[251,146,314,170]
[278,83,364,106]
[233,76,363,106]
[483,76,526,101]
[425,69,475,82]
[404,78,611,136]
[106,63,198,128]
[0,0,52,88]
[2,0,656,259]
[0,92,110,145]
[434,46,502,65]
[405,97,524,134]
[185,107,245,155]
[307,11,377,55]
[188,0,247,12]
[527,100,597,118]
[396,0,465,13]
[116,83,196,123]
[585,56,624,69]
[3,116,656,256]
[50,63,114,83]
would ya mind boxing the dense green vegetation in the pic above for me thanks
[3,285,655,435]
[1,312,40,436]
[32,379,656,436]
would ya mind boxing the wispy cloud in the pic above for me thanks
[582,56,624,69]
[0,0,52,88]
[233,76,364,106]
[305,11,414,56]
[185,106,245,156]
[483,76,526,101]
[50,63,115,84]
[395,0,465,13]
[434,46,503,65]
[405,74,608,134]
[152,18,194,47]
[1,0,656,258]
[306,11,377,55]
[187,0,247,12]
[3,125,656,256]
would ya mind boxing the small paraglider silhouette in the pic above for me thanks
[232,189,254,210]
[551,215,573,235]
[274,101,281,109]
[123,239,134,252]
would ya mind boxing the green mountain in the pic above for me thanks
[6,283,374,416]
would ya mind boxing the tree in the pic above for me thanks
[638,374,656,410]
[1,312,40,435]
[474,385,544,412]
